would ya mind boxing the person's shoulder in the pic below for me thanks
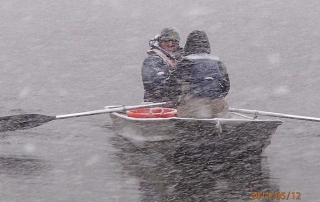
[142,51,165,66]
[179,57,193,64]
[185,53,220,61]
[176,57,193,68]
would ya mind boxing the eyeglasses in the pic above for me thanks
[161,39,179,44]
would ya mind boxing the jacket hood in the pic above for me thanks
[183,30,211,56]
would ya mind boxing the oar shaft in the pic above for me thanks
[229,108,320,122]
[55,102,166,120]
[55,108,124,119]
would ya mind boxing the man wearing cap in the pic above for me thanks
[141,27,183,103]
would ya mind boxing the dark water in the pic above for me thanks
[1,0,320,201]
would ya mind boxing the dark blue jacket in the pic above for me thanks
[141,35,183,102]
[166,54,230,101]
[141,51,169,102]
[185,53,225,99]
[166,30,230,103]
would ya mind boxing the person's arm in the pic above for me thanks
[141,55,167,101]
[165,68,181,102]
[218,61,230,97]
[165,58,193,105]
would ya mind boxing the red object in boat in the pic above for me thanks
[126,108,177,118]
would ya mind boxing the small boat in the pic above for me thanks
[108,106,283,158]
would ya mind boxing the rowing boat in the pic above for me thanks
[107,107,282,158]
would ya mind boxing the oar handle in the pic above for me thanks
[229,108,320,122]
[55,102,166,120]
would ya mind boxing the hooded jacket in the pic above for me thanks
[167,30,230,100]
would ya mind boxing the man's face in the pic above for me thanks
[160,39,179,53]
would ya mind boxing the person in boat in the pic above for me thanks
[141,27,183,104]
[167,30,230,118]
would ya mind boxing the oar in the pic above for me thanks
[0,102,166,133]
[229,108,320,122]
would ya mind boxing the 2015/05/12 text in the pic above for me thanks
[251,192,301,200]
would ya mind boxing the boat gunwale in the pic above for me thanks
[110,112,283,124]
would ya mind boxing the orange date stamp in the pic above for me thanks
[251,192,301,200]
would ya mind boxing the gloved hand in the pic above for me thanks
[165,100,177,108]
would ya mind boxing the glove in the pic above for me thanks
[165,100,177,108]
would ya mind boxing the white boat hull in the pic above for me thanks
[109,112,282,157]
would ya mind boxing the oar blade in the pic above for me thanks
[0,114,56,133]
